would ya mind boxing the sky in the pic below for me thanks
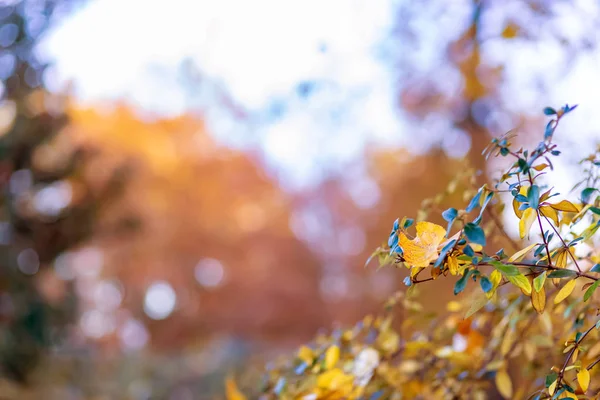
[42,0,408,190]
[41,0,600,192]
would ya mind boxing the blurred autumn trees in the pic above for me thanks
[0,0,598,397]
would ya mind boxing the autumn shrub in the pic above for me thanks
[227,104,600,399]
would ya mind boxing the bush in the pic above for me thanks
[228,104,600,399]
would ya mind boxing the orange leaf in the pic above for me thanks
[399,222,446,268]
[226,378,247,400]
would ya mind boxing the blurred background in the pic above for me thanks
[0,0,600,398]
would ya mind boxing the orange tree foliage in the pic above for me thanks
[66,104,329,347]
[230,105,600,399]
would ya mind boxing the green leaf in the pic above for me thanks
[584,280,600,302]
[490,261,520,277]
[547,269,577,279]
[545,372,558,388]
[543,107,556,116]
[533,271,546,293]
[464,222,486,246]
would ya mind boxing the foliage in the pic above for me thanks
[0,0,130,383]
[229,105,600,399]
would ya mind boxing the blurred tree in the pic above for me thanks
[392,0,598,171]
[65,105,329,350]
[0,0,132,383]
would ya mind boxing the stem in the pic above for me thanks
[557,323,596,388]
[539,211,582,273]
[527,170,554,267]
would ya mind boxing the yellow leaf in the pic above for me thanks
[324,345,340,370]
[540,188,553,202]
[501,329,515,356]
[554,248,570,269]
[470,243,483,252]
[550,200,580,213]
[501,22,519,39]
[508,274,532,295]
[298,345,314,365]
[508,242,539,262]
[531,286,546,314]
[399,221,446,268]
[317,368,353,391]
[548,379,557,396]
[447,255,459,276]
[447,301,461,312]
[519,208,537,239]
[554,279,577,305]
[578,368,590,393]
[225,378,247,400]
[487,270,502,299]
[377,330,400,354]
[540,206,559,226]
[512,197,523,219]
[533,163,549,171]
[495,368,513,399]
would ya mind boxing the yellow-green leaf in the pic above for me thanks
[554,279,577,305]
[508,242,539,262]
[531,286,546,314]
[519,208,537,239]
[325,345,340,370]
[533,271,546,293]
[578,368,590,393]
[226,378,247,400]
[486,270,502,299]
[508,274,532,295]
[495,368,513,399]
[548,379,557,396]
[550,200,580,213]
[465,291,489,319]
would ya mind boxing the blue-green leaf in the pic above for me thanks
[454,270,470,295]
[528,185,540,210]
[466,189,482,213]
[464,222,486,246]
[480,276,493,293]
[442,208,458,222]
[581,188,598,203]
